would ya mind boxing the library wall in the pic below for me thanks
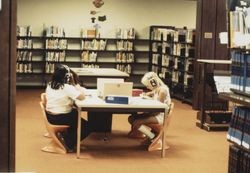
[17,0,196,38]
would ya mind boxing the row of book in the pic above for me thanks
[81,28,136,39]
[16,63,33,73]
[17,51,32,62]
[116,52,134,63]
[151,27,175,41]
[176,28,194,43]
[45,51,66,62]
[45,63,55,74]
[116,40,133,51]
[81,39,107,50]
[45,39,67,49]
[17,39,33,49]
[227,106,250,149]
[116,64,132,74]
[46,26,65,37]
[18,25,136,39]
[152,42,171,54]
[150,27,195,43]
[152,54,193,72]
[115,28,135,39]
[228,145,250,173]
[17,26,32,37]
[231,51,250,93]
[154,65,193,86]
[18,25,59,38]
[81,51,97,62]
[151,42,195,57]
[173,44,195,57]
[229,6,250,48]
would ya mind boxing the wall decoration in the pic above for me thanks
[93,0,104,8]
[90,10,100,15]
[98,15,106,22]
[91,17,96,23]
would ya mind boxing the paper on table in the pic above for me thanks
[130,97,162,106]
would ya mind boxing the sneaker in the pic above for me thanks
[55,132,74,153]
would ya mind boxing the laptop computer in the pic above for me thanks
[103,82,133,98]
[97,78,124,98]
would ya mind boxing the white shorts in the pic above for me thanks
[155,112,164,125]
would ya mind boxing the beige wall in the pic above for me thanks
[17,0,196,38]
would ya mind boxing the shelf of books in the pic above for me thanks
[149,25,195,104]
[222,0,250,172]
[16,26,149,88]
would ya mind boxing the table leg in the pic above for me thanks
[77,107,81,159]
[200,63,207,129]
[161,108,168,158]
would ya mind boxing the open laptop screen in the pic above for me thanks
[103,82,133,98]
[97,78,124,98]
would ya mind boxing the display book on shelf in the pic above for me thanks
[16,26,150,87]
[220,0,250,172]
[195,59,232,131]
[149,25,195,104]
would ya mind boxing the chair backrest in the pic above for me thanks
[41,93,47,107]
[165,102,174,130]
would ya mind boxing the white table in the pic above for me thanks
[71,68,129,77]
[75,90,169,158]
[71,68,129,88]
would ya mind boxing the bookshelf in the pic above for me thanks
[149,25,195,104]
[16,26,150,88]
[17,26,46,86]
[219,92,250,173]
[221,0,250,172]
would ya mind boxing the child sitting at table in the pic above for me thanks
[45,64,90,152]
[128,71,171,151]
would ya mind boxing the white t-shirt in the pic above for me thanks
[45,84,81,114]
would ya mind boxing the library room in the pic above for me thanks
[1,0,250,173]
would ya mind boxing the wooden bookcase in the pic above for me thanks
[149,25,195,104]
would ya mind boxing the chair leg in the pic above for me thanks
[41,140,67,154]
[148,138,170,151]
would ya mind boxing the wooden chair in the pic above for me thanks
[146,102,174,151]
[41,93,51,138]
[40,93,69,154]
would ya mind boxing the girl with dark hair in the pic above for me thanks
[45,64,90,152]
